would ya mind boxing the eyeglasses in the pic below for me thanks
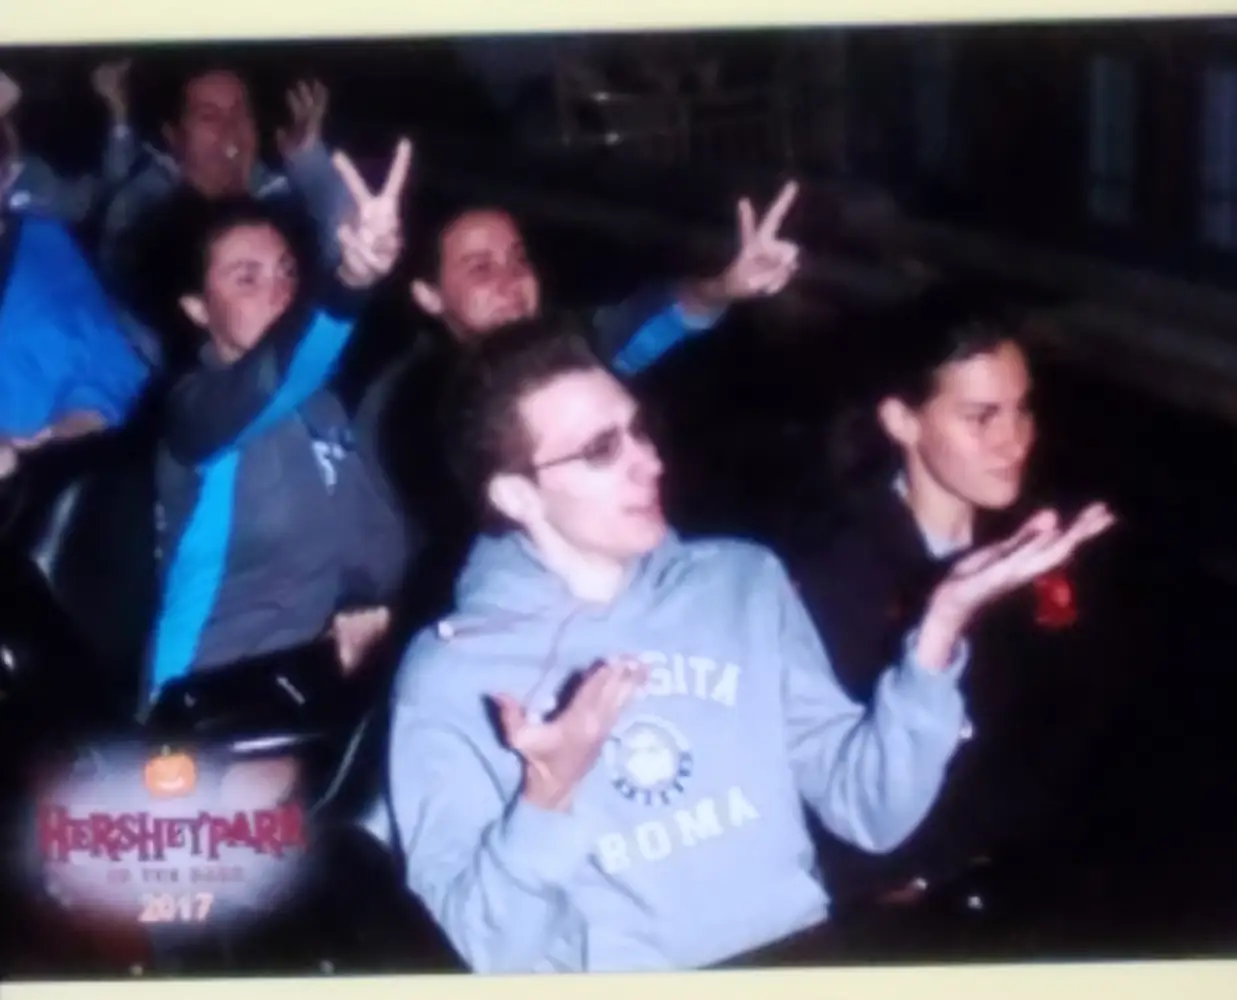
[532,411,655,472]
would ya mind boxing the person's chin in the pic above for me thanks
[978,480,1023,510]
[624,511,669,554]
[481,307,536,333]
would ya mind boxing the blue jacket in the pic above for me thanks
[147,282,410,700]
[0,214,149,437]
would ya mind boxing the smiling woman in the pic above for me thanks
[785,281,1129,954]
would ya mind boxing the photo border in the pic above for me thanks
[4,1,1234,997]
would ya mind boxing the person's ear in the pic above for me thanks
[877,396,920,449]
[411,279,444,317]
[179,294,209,329]
[487,472,539,528]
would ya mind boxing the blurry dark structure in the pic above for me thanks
[839,19,1237,287]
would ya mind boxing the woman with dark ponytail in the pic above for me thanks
[787,281,1131,955]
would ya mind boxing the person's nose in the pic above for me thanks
[629,437,664,483]
[220,114,247,147]
[269,275,294,312]
[993,411,1034,464]
[496,262,533,299]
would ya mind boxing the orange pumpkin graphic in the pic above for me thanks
[143,748,197,798]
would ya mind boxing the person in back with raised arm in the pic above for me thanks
[100,66,347,285]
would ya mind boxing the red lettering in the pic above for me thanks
[229,813,254,850]
[69,816,92,852]
[88,813,118,860]
[206,817,231,860]
[280,804,305,850]
[38,805,308,863]
[252,811,280,856]
[115,813,141,856]
[37,805,72,862]
[124,812,165,862]
[185,814,209,855]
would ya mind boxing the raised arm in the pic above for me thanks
[162,286,362,465]
[781,504,1115,852]
[773,554,970,853]
[276,80,349,273]
[164,138,413,466]
[604,181,801,376]
[0,64,137,224]
[92,59,140,188]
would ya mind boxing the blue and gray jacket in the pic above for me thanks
[146,282,411,701]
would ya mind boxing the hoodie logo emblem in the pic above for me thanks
[604,716,694,807]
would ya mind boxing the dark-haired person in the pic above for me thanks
[385,316,1111,973]
[355,183,801,620]
[784,285,1125,953]
[146,140,413,712]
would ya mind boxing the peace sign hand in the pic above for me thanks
[935,503,1115,628]
[718,180,801,300]
[331,138,413,290]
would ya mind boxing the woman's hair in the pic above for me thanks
[172,194,309,298]
[828,279,1037,501]
[402,186,528,288]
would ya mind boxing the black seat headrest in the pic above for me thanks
[12,424,160,709]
